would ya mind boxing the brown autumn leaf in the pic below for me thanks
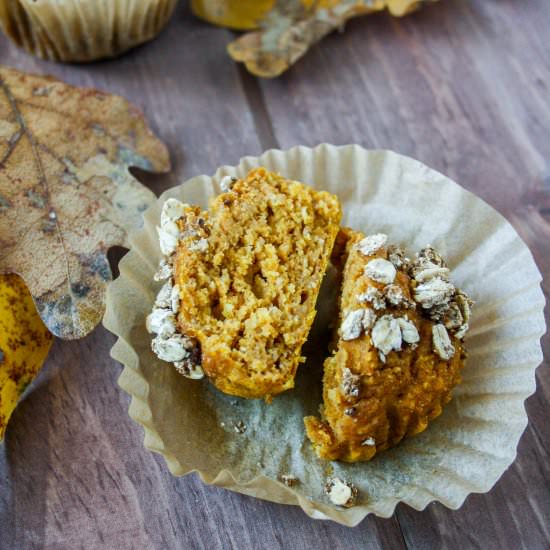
[0,66,170,339]
[226,0,435,78]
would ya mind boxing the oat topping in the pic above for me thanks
[170,284,180,313]
[371,315,402,356]
[152,333,194,363]
[157,225,179,256]
[361,437,376,446]
[341,367,361,398]
[454,324,469,340]
[341,309,364,341]
[356,233,388,256]
[441,301,463,330]
[383,284,404,306]
[364,258,397,285]
[189,237,209,252]
[416,245,446,268]
[234,420,247,434]
[413,265,450,283]
[220,175,238,193]
[397,317,420,345]
[154,281,173,309]
[445,290,473,339]
[362,308,376,330]
[341,308,375,341]
[414,277,455,309]
[432,324,455,360]
[146,308,176,337]
[387,244,411,271]
[149,198,204,380]
[357,287,385,310]
[325,478,358,508]
[279,474,299,487]
[153,258,172,282]
[352,239,471,365]
[161,198,188,226]
[173,356,204,379]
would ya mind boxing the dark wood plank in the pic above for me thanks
[1,0,549,548]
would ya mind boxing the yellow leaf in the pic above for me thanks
[191,0,411,29]
[192,0,276,30]
[0,273,53,441]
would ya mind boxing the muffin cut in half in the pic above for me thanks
[147,168,342,400]
[304,229,472,462]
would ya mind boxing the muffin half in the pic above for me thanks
[147,168,342,400]
[304,230,472,462]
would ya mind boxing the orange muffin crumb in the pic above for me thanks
[171,168,342,400]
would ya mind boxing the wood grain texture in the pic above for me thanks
[1,0,549,548]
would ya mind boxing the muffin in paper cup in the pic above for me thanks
[0,0,178,62]
[103,145,546,526]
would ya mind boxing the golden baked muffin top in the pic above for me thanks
[148,168,341,400]
[305,229,472,462]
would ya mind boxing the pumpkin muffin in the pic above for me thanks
[147,168,342,400]
[304,230,472,462]
[0,0,177,62]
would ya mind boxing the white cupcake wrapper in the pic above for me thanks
[103,145,546,526]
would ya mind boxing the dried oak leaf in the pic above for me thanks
[227,0,435,78]
[0,66,170,339]
[0,273,53,441]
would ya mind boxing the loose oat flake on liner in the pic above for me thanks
[103,145,546,526]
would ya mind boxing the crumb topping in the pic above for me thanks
[220,175,238,193]
[383,284,405,306]
[371,314,402,356]
[146,308,176,338]
[343,234,472,361]
[364,258,396,284]
[325,478,358,507]
[148,198,204,380]
[432,324,455,360]
[153,258,172,282]
[414,277,455,309]
[356,233,387,256]
[341,308,375,341]
[397,317,420,345]
[387,244,411,271]
[357,287,385,310]
[234,420,247,434]
[279,474,299,487]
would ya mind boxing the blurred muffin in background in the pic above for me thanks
[0,0,178,62]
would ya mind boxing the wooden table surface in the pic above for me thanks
[1,1,549,548]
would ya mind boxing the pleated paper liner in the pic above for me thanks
[103,145,546,526]
[0,0,178,62]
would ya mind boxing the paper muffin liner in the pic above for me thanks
[0,0,178,62]
[103,145,546,526]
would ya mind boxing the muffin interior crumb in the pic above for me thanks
[174,168,341,398]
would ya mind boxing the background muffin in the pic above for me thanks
[0,0,178,62]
